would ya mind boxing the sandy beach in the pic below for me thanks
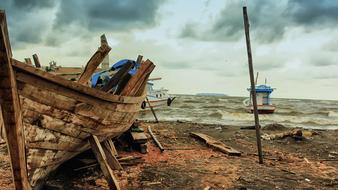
[1,120,337,189]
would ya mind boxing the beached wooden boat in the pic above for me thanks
[0,11,154,189]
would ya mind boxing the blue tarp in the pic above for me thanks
[90,59,139,88]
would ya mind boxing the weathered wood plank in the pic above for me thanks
[21,97,136,137]
[89,135,120,190]
[24,124,84,152]
[101,61,133,92]
[17,82,77,111]
[12,58,146,104]
[78,34,111,85]
[0,10,31,190]
[190,132,241,156]
[32,54,41,68]
[120,59,155,96]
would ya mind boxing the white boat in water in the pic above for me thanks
[141,78,175,109]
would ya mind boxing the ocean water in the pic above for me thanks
[138,95,338,130]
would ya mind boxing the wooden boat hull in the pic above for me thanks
[246,105,276,114]
[11,60,147,187]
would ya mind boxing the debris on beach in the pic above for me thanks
[261,129,319,140]
[190,132,241,156]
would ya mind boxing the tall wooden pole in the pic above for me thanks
[243,6,263,164]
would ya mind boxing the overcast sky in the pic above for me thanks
[1,0,338,100]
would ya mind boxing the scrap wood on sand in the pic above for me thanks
[40,121,338,189]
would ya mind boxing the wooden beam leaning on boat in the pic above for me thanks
[0,10,32,190]
[88,59,155,189]
[78,34,111,85]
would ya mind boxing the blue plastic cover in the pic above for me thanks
[90,59,139,88]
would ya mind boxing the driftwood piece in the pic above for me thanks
[261,129,303,140]
[190,132,241,156]
[148,126,164,152]
[24,58,33,65]
[101,61,133,92]
[89,135,120,190]
[32,53,41,68]
[0,11,32,190]
[78,34,111,85]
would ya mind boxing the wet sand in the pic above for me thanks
[1,121,338,189]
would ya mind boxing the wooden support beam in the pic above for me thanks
[102,140,123,170]
[146,97,158,123]
[32,54,41,68]
[0,10,32,190]
[89,135,120,190]
[108,139,118,156]
[0,107,5,142]
[24,58,32,65]
[78,34,111,85]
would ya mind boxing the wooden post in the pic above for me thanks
[32,54,41,68]
[24,58,32,65]
[146,97,159,123]
[89,135,120,190]
[0,11,32,189]
[136,55,143,64]
[243,6,263,164]
[78,34,111,85]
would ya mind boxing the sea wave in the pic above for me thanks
[138,95,338,129]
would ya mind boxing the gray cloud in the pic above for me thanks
[12,0,55,9]
[287,0,338,26]
[54,0,163,31]
[1,0,165,48]
[180,0,338,43]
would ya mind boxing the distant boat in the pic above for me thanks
[243,84,276,114]
[141,78,176,109]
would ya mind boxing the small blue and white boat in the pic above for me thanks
[243,84,276,114]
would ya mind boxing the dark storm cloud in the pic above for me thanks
[181,0,338,43]
[0,0,164,47]
[12,0,55,9]
[0,0,55,47]
[287,0,338,26]
[180,0,287,43]
[54,0,164,31]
